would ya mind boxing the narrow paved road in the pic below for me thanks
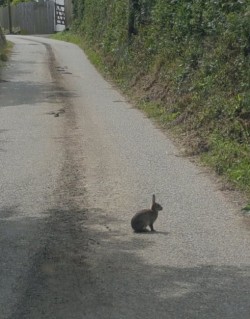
[0,35,249,319]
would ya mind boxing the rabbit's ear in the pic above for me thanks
[152,194,156,204]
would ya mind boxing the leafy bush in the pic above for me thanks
[71,0,250,191]
[0,26,6,48]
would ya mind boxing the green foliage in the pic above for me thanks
[70,0,250,193]
[202,134,250,191]
[0,26,6,48]
[242,203,250,212]
[12,0,32,5]
[0,0,30,5]
[0,27,7,63]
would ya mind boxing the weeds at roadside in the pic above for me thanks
[0,41,13,66]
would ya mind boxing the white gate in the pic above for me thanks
[55,0,66,32]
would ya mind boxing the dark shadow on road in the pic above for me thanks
[1,203,248,319]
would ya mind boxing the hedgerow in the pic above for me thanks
[70,0,250,192]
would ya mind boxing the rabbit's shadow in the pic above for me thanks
[154,231,169,236]
[134,230,169,236]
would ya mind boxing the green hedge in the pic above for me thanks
[72,0,250,134]
[71,0,250,191]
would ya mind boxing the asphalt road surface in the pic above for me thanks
[0,35,249,319]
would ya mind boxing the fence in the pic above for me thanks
[0,1,55,34]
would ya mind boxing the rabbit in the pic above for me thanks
[131,195,163,232]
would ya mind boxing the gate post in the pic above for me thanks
[7,0,12,34]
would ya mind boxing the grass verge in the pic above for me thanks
[0,41,13,66]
